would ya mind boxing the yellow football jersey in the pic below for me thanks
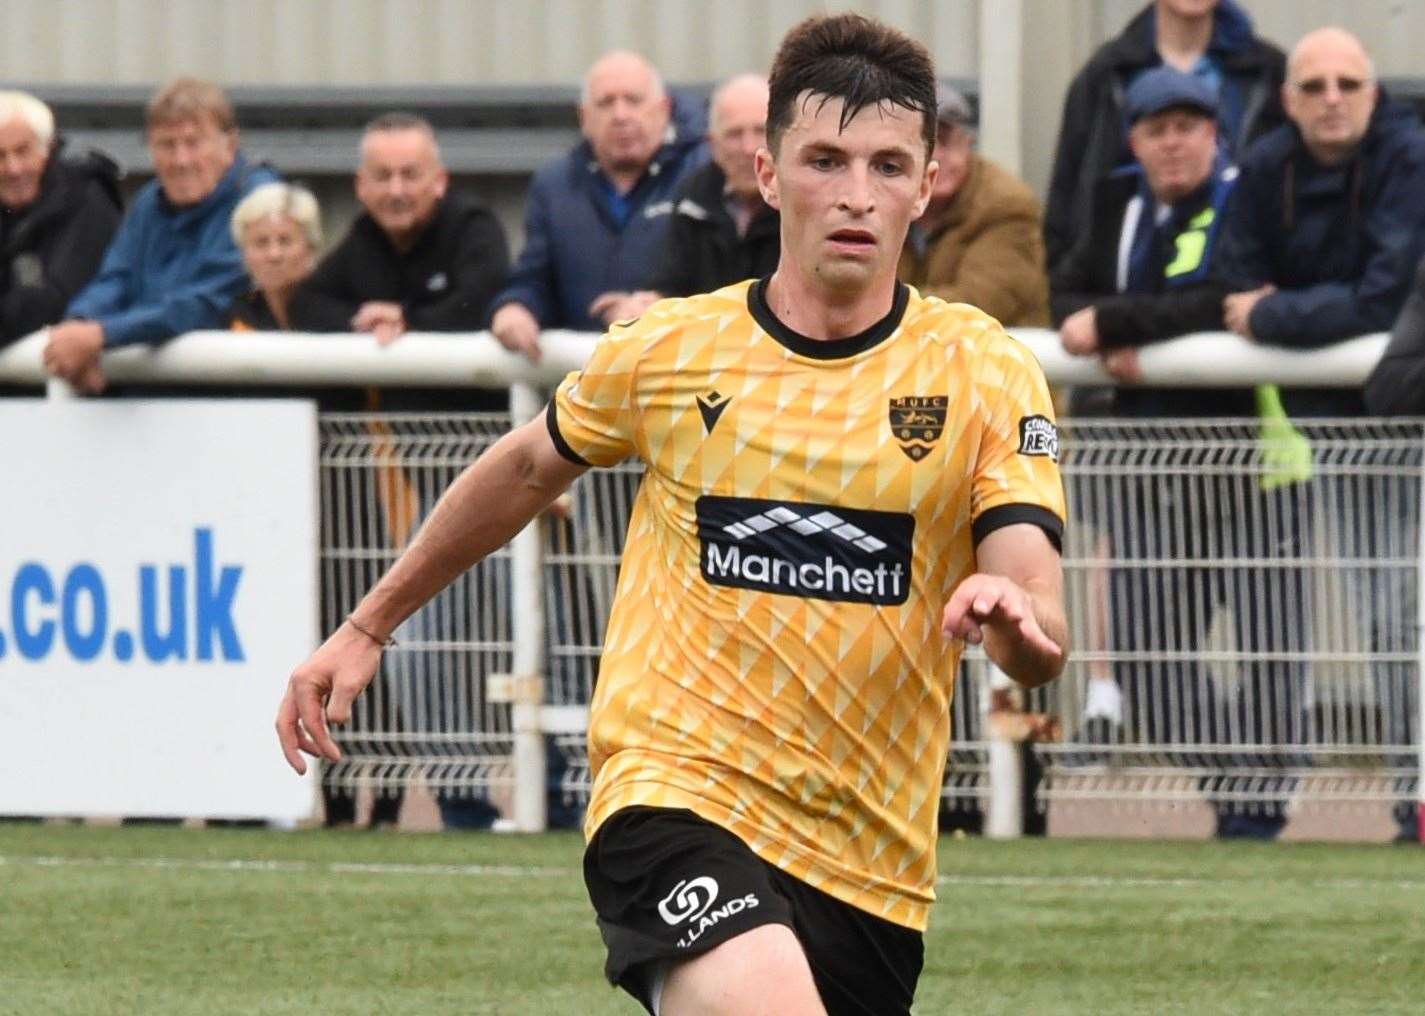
[548,278,1065,931]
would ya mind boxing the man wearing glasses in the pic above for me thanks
[1214,26,1425,846]
[1217,25,1425,406]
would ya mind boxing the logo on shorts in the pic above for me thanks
[1017,415,1059,461]
[658,874,762,948]
[658,876,720,926]
[888,395,948,461]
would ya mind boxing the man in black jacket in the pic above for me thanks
[1044,0,1284,276]
[304,112,509,343]
[1056,69,1308,839]
[304,113,511,832]
[0,90,121,346]
[629,74,779,308]
[1052,67,1242,416]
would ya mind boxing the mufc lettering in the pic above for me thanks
[888,395,948,462]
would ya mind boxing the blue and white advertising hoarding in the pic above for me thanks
[0,400,318,821]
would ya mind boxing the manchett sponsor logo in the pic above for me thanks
[697,496,914,606]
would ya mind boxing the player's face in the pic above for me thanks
[0,116,48,210]
[758,93,934,297]
[240,213,314,295]
[148,115,237,207]
[356,128,448,245]
[1129,109,1217,204]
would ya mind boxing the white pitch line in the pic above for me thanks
[0,855,567,878]
[3,856,1422,892]
[936,873,1425,891]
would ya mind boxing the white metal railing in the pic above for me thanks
[0,326,1395,390]
[2,326,1419,841]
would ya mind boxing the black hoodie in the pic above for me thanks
[0,141,122,344]
[1043,1,1285,275]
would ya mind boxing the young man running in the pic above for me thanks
[277,14,1068,1015]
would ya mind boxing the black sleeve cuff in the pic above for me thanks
[972,503,1064,554]
[545,400,591,467]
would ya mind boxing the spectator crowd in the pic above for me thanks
[0,0,1417,842]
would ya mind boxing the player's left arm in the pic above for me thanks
[941,522,1067,689]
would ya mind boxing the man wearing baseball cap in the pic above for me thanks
[1053,66,1234,388]
[1053,65,1310,841]
[897,83,1049,326]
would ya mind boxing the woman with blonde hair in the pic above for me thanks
[228,181,338,330]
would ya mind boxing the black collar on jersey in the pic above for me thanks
[749,276,909,360]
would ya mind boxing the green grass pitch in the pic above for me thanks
[2,823,1421,1014]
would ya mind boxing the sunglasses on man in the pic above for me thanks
[1294,76,1370,97]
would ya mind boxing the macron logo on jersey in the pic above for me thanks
[697,496,914,605]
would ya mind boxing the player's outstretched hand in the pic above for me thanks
[275,621,386,775]
[941,572,1062,665]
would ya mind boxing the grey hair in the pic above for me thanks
[230,181,322,249]
[580,50,666,106]
[708,73,769,134]
[0,90,55,148]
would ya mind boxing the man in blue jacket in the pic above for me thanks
[489,51,705,362]
[42,78,277,393]
[1218,27,1425,417]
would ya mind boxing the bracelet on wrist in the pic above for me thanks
[347,615,396,648]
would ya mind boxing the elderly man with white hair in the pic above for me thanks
[0,89,121,346]
[489,50,706,361]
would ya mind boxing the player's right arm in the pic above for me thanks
[275,416,588,774]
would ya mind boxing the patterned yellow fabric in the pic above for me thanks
[551,279,1065,931]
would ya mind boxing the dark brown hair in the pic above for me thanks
[766,13,937,156]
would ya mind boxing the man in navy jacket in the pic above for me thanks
[42,78,277,393]
[489,51,705,362]
[1217,27,1425,417]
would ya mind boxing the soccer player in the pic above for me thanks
[277,13,1068,1015]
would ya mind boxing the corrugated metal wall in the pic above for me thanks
[0,0,977,84]
[3,0,1422,199]
[1095,0,1425,73]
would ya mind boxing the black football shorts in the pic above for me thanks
[583,806,923,1015]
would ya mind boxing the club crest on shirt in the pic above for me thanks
[888,396,948,461]
[1018,414,1059,461]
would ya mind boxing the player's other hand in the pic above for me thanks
[941,573,1063,665]
[275,620,386,775]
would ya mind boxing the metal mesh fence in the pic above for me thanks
[317,412,1423,824]
[1033,419,1421,820]
[319,413,516,800]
